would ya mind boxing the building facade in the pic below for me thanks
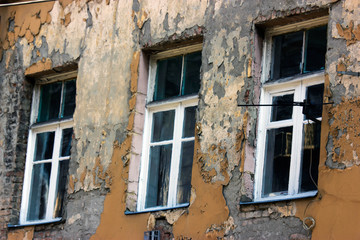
[0,0,359,239]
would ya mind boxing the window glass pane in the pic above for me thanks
[151,110,175,142]
[34,132,55,161]
[271,94,294,121]
[177,141,194,204]
[27,163,51,221]
[182,52,201,95]
[304,26,327,73]
[154,56,182,101]
[304,84,324,120]
[183,106,196,138]
[61,80,76,118]
[300,123,320,192]
[272,31,303,80]
[38,82,62,122]
[146,144,172,208]
[60,128,73,157]
[263,127,293,196]
[53,160,70,218]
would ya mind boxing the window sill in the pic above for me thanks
[240,190,318,205]
[125,203,190,215]
[30,117,73,129]
[146,94,198,108]
[7,218,63,228]
[263,71,324,87]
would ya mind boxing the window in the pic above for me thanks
[137,45,201,211]
[255,18,327,202]
[20,77,76,224]
[270,25,327,80]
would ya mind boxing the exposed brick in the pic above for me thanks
[240,205,255,212]
[245,211,262,219]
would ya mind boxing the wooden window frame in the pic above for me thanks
[254,17,327,202]
[137,45,201,212]
[19,73,76,224]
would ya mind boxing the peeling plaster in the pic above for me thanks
[2,0,360,239]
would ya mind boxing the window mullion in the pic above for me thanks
[301,31,306,74]
[59,82,65,118]
[288,85,304,195]
[179,55,185,96]
[46,126,62,220]
[167,103,183,207]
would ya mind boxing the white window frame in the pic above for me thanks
[137,45,201,212]
[20,74,76,225]
[254,17,327,202]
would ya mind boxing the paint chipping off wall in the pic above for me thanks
[1,0,360,239]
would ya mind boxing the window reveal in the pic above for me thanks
[20,79,75,224]
[138,50,201,211]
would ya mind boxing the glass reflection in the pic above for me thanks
[146,144,172,208]
[151,110,175,142]
[34,132,55,161]
[263,127,293,196]
[38,82,62,122]
[154,57,182,101]
[27,163,51,221]
[53,160,70,218]
[177,141,194,204]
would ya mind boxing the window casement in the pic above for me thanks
[137,45,202,212]
[20,75,76,224]
[254,17,327,202]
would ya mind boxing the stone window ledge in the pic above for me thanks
[240,190,318,205]
[124,203,190,215]
[7,218,64,228]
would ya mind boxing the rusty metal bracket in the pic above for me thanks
[238,100,333,123]
[337,71,360,77]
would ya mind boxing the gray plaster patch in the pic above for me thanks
[213,81,225,99]
[223,165,242,214]
[218,61,225,76]
[228,217,309,240]
[86,3,93,29]
[140,19,151,45]
[174,13,184,30]
[50,49,72,67]
[163,13,169,31]
[349,83,355,96]
[8,18,15,32]
[325,135,346,169]
[115,123,127,144]
[132,0,140,12]
[62,190,107,240]
[332,84,346,105]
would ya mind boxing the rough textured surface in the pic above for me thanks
[0,0,359,239]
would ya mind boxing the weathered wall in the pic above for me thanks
[0,0,359,239]
[1,0,136,238]
[295,1,360,239]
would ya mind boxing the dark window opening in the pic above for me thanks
[153,52,201,101]
[271,25,327,81]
